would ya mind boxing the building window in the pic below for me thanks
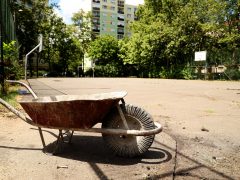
[111,6,115,11]
[103,0,107,2]
[103,13,107,16]
[102,5,107,9]
[127,7,131,12]
[127,14,131,18]
[111,0,115,4]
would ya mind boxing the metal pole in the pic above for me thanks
[36,52,39,78]
[82,54,85,77]
[25,43,40,80]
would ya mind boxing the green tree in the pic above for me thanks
[11,0,83,76]
[126,0,230,79]
[71,10,93,74]
[88,35,123,76]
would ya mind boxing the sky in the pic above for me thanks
[50,0,144,24]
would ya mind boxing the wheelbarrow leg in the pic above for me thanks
[59,130,64,141]
[52,130,74,154]
[117,103,129,130]
[38,127,46,150]
[68,131,74,144]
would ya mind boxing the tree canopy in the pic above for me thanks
[5,0,240,80]
[110,0,238,78]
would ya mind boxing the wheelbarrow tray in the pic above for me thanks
[19,91,127,129]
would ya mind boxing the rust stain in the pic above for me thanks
[20,99,119,129]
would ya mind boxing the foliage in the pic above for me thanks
[123,0,239,79]
[85,64,120,77]
[3,41,23,80]
[10,0,83,76]
[9,0,240,79]
[71,10,93,74]
[88,35,123,76]
[225,66,240,80]
[72,9,93,44]
[88,36,119,64]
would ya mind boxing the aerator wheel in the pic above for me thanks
[102,104,155,157]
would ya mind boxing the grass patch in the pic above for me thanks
[0,86,20,108]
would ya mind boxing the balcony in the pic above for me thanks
[92,19,100,25]
[93,29,100,32]
[92,11,100,17]
[117,31,124,35]
[118,17,124,21]
[118,0,124,7]
[92,0,100,3]
[92,24,100,32]
[118,21,125,26]
[117,34,124,39]
[117,27,124,34]
[118,14,124,21]
[92,7,100,11]
[118,11,124,14]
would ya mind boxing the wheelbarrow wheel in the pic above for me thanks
[102,104,155,157]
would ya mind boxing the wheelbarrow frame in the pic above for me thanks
[0,80,162,155]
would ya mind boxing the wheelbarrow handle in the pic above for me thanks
[0,97,35,126]
[6,80,38,99]
[0,80,36,126]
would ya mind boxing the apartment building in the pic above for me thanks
[91,0,138,39]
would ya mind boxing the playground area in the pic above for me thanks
[0,78,239,179]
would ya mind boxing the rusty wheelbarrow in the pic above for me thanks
[0,80,162,157]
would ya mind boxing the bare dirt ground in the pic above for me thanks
[0,78,239,179]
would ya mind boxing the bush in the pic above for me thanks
[3,41,23,80]
[159,65,193,79]
[180,65,194,80]
[85,64,120,77]
[225,66,240,80]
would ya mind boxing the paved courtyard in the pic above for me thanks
[0,78,239,179]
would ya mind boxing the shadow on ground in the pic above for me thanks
[44,135,172,166]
